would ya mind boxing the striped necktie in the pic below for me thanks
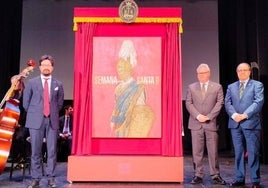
[239,82,245,98]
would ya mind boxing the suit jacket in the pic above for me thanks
[59,115,73,135]
[23,76,64,130]
[185,81,224,131]
[224,79,264,130]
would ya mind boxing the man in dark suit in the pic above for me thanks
[185,63,225,185]
[225,62,264,188]
[58,105,73,161]
[23,55,64,188]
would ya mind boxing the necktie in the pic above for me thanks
[201,83,206,98]
[63,117,69,134]
[239,82,244,98]
[43,78,50,117]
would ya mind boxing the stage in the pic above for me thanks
[1,154,268,187]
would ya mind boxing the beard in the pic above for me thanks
[42,69,51,76]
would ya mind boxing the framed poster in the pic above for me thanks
[92,37,161,138]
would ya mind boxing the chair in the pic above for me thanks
[8,130,46,180]
[8,151,30,180]
[8,127,31,180]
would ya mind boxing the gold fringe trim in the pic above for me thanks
[73,17,183,33]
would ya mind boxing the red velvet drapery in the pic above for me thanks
[72,8,183,157]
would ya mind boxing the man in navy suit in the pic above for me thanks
[23,55,64,188]
[225,62,264,188]
[58,105,73,161]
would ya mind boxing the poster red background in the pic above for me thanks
[92,37,162,138]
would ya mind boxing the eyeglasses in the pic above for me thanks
[40,64,52,67]
[237,69,250,72]
[197,71,209,75]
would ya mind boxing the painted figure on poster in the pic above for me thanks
[110,40,154,138]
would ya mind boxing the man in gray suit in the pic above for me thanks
[185,63,225,185]
[225,62,264,188]
[23,55,64,188]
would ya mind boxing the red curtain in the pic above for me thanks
[161,23,182,156]
[72,22,182,156]
[72,23,96,155]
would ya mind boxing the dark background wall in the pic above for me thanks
[1,0,268,163]
[217,0,268,163]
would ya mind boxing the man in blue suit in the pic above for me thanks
[225,62,264,188]
[23,55,64,188]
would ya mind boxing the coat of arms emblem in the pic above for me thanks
[119,0,139,23]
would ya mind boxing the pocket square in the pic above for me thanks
[54,87,59,91]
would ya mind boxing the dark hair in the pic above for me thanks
[64,105,73,111]
[39,54,54,66]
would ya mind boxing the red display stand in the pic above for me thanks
[68,6,183,182]
[68,155,183,182]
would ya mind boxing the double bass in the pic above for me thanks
[0,60,35,174]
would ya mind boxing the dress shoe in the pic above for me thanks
[229,180,245,187]
[212,175,226,185]
[48,177,57,188]
[252,182,260,188]
[190,176,203,184]
[27,180,39,188]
